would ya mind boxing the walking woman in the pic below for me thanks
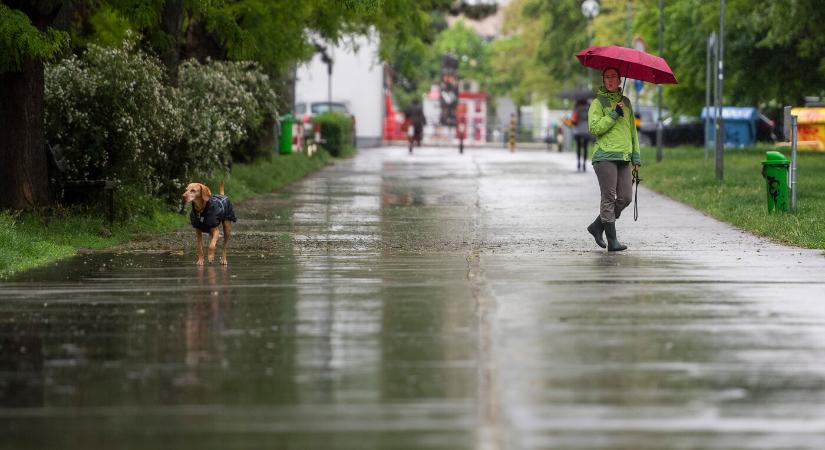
[586,67,641,252]
[572,99,591,171]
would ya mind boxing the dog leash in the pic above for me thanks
[632,168,642,222]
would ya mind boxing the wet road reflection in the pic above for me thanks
[2,147,825,449]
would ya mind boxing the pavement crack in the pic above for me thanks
[468,153,508,450]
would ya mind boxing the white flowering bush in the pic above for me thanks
[44,38,280,213]
[177,59,255,171]
[44,36,183,196]
[211,60,279,162]
[213,60,278,126]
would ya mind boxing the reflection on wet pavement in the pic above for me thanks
[2,147,825,449]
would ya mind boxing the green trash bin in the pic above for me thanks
[279,114,293,155]
[761,151,790,213]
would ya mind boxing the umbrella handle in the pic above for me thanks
[621,60,629,95]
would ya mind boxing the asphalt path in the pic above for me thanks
[2,146,825,450]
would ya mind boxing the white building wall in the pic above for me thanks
[295,34,384,147]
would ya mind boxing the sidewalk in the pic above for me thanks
[1,146,824,450]
[465,147,825,448]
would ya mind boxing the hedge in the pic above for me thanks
[312,112,354,157]
[44,36,279,209]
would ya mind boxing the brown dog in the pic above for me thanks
[181,181,237,265]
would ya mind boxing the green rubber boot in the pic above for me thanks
[586,216,606,249]
[603,221,627,252]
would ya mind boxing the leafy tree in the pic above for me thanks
[528,0,589,91]
[434,19,491,87]
[591,0,635,47]
[0,2,70,209]
[0,3,68,72]
[486,0,825,119]
[491,0,558,104]
[387,3,505,111]
[391,15,496,110]
[0,0,456,210]
[635,0,825,115]
[489,0,557,132]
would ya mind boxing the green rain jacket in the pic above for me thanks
[588,86,641,165]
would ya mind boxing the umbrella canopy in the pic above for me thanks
[576,45,678,85]
[558,89,595,101]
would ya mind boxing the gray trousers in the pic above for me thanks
[593,160,632,223]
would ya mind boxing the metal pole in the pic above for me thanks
[509,113,516,153]
[583,29,590,88]
[713,33,719,161]
[715,0,725,181]
[587,25,593,89]
[327,60,332,113]
[656,0,664,162]
[705,33,713,161]
[791,115,798,210]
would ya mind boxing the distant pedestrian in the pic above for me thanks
[555,124,564,152]
[404,99,426,146]
[585,67,641,252]
[571,99,591,171]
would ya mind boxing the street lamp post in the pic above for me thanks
[581,0,600,88]
[318,46,333,113]
[715,0,725,181]
[327,60,332,112]
[326,58,333,113]
[656,0,664,162]
[705,32,716,161]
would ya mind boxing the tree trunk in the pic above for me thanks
[0,59,50,209]
[184,13,226,63]
[159,0,184,84]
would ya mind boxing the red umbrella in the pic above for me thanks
[576,45,678,85]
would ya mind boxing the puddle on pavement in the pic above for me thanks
[3,148,825,449]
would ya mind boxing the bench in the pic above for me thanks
[47,144,117,226]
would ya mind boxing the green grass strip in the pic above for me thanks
[0,150,333,278]
[639,145,825,249]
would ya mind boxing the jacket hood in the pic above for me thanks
[597,86,623,102]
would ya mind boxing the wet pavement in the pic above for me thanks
[2,146,825,449]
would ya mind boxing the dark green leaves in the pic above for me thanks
[0,4,68,72]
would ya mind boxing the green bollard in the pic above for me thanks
[761,151,790,213]
[279,114,293,155]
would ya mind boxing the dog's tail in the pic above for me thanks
[219,180,225,195]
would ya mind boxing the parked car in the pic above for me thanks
[636,105,668,146]
[636,105,705,147]
[294,101,356,146]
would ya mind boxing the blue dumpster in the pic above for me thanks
[702,107,759,148]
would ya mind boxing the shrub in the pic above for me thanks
[176,59,254,174]
[44,39,282,215]
[211,61,278,163]
[313,112,354,157]
[44,35,183,196]
[177,59,278,168]
[112,184,165,223]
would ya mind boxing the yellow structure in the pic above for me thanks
[509,114,516,152]
[791,108,825,150]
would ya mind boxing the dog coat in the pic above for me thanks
[190,194,237,232]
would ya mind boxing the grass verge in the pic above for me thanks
[203,149,332,203]
[639,145,825,249]
[0,150,334,278]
